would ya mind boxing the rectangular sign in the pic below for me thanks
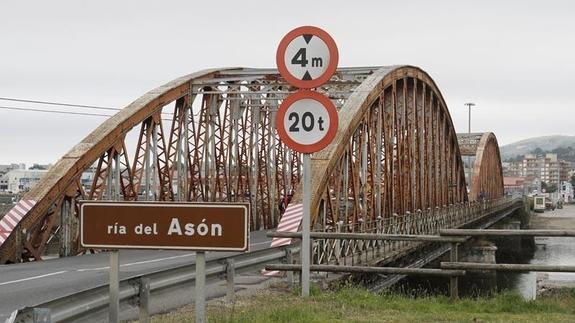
[80,201,249,251]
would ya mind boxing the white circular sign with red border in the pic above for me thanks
[276,90,338,153]
[276,26,339,89]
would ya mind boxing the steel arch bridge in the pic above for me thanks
[457,132,505,201]
[0,66,506,263]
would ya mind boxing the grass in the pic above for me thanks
[153,286,575,322]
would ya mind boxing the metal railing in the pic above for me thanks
[440,228,575,274]
[313,196,523,266]
[12,245,295,323]
[266,231,466,300]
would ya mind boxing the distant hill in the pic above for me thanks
[499,135,575,161]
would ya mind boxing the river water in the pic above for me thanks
[395,204,575,299]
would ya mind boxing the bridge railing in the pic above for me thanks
[313,196,522,266]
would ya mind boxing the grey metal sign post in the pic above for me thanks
[301,153,311,297]
[195,251,206,323]
[109,250,120,322]
[275,26,339,298]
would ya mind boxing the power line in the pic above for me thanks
[0,105,112,117]
[0,105,175,122]
[0,96,173,116]
[0,97,119,111]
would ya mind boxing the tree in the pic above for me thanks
[547,184,558,193]
[533,147,544,156]
[571,174,575,188]
[542,181,558,193]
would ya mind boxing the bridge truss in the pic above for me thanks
[0,66,505,263]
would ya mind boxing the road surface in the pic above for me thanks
[0,230,272,321]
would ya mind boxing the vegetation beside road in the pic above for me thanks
[152,286,575,322]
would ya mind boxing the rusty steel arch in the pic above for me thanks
[0,66,505,264]
[0,67,377,263]
[286,66,469,231]
[457,132,504,201]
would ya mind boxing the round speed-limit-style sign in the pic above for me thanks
[276,26,339,89]
[276,90,338,153]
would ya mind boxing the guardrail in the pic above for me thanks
[12,245,295,323]
[439,229,575,290]
[313,197,524,267]
[267,231,465,300]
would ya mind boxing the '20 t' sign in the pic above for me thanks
[276,90,338,154]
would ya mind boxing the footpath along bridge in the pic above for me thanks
[0,65,518,266]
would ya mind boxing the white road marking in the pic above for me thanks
[75,241,272,272]
[0,270,67,286]
[76,253,196,272]
[76,266,109,272]
[0,240,273,286]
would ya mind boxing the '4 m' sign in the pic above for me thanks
[276,26,339,89]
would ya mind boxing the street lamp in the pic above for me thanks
[464,102,477,195]
[464,102,476,133]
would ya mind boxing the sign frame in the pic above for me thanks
[79,201,249,252]
[275,90,338,154]
[276,25,339,89]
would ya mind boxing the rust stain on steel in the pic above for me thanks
[291,66,469,229]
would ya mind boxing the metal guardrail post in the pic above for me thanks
[139,277,150,323]
[449,242,459,300]
[109,250,120,323]
[226,258,235,304]
[195,251,206,323]
[335,222,342,264]
[33,308,51,323]
[285,248,294,286]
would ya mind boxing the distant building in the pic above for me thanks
[503,161,522,177]
[560,181,574,203]
[518,153,565,187]
[502,153,571,194]
[3,169,48,193]
[503,176,526,195]
[28,163,51,170]
[0,175,8,191]
[560,160,571,182]
[0,164,26,193]
[81,167,96,190]
[0,163,25,175]
[541,153,560,186]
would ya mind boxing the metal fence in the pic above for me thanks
[313,196,523,266]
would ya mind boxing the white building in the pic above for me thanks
[560,181,574,203]
[4,169,48,193]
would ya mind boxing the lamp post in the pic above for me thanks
[464,102,476,195]
[464,102,476,133]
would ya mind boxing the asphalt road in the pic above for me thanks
[0,230,272,321]
[530,202,575,229]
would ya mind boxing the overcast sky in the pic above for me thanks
[1,0,574,166]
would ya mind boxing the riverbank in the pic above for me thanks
[151,285,575,322]
[528,204,575,297]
